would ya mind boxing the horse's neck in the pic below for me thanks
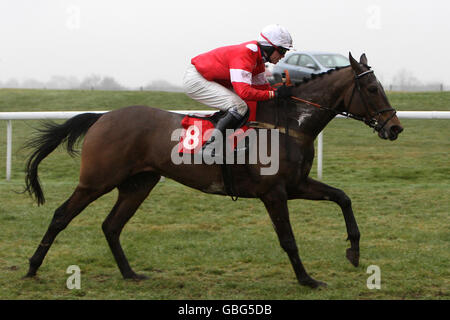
[257,68,353,139]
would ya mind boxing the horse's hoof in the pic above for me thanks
[299,277,328,289]
[346,248,360,267]
[23,271,37,279]
[125,273,149,281]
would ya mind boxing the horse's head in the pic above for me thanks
[344,53,403,140]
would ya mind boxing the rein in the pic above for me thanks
[248,67,398,156]
[287,68,396,132]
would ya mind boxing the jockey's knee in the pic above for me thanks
[229,102,248,119]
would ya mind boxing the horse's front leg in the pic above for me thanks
[290,177,360,267]
[260,185,327,288]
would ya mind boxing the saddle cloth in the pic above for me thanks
[178,101,258,154]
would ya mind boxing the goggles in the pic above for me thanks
[276,47,288,55]
[259,33,289,55]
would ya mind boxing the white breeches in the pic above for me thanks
[182,64,248,118]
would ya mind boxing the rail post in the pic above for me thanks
[6,120,12,181]
[317,131,323,180]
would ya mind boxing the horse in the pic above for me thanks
[23,53,403,288]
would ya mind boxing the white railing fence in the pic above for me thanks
[1,111,450,181]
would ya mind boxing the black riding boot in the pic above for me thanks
[203,112,242,157]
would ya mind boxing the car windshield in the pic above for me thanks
[313,54,349,68]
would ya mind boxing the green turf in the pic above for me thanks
[0,89,448,299]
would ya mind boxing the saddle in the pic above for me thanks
[178,106,253,155]
[177,102,256,201]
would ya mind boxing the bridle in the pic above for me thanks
[347,68,397,132]
[249,67,398,147]
[289,67,397,132]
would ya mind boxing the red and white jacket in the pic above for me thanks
[191,41,274,101]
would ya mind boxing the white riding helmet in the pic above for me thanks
[257,24,293,50]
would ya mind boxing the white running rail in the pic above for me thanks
[1,110,450,181]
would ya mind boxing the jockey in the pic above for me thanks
[182,24,294,153]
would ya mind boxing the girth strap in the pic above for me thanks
[221,163,238,201]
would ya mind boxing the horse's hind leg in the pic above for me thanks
[25,186,105,278]
[102,171,161,280]
[291,177,360,267]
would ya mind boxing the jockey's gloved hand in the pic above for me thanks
[275,85,293,99]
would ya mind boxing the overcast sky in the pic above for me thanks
[0,0,449,87]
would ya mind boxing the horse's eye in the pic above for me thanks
[368,86,378,93]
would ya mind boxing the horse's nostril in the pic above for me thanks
[387,125,403,141]
[390,125,403,135]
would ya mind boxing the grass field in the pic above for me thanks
[0,89,448,300]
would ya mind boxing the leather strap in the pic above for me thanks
[247,121,313,143]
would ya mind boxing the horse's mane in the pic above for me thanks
[294,65,351,87]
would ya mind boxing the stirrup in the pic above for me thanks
[202,136,223,158]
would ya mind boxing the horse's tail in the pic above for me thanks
[24,112,104,206]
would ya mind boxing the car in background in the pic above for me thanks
[271,51,350,84]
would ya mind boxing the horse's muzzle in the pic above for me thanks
[378,124,403,141]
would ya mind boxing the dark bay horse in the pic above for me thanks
[23,53,403,288]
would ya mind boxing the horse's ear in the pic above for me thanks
[360,53,368,65]
[349,52,361,72]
